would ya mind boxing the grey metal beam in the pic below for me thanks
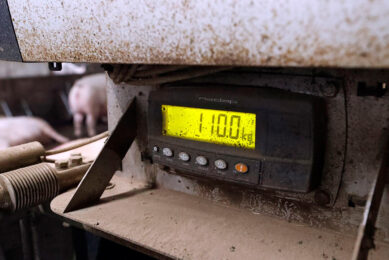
[0,0,22,61]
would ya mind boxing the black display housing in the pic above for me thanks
[148,85,325,193]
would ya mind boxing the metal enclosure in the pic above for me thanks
[0,0,388,259]
[148,86,324,193]
[75,67,387,259]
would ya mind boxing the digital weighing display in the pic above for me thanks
[161,105,256,149]
[148,86,325,193]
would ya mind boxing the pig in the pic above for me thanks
[0,116,69,149]
[68,73,107,137]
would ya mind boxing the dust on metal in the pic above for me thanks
[6,0,389,67]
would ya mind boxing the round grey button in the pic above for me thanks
[196,156,208,166]
[153,146,159,152]
[214,159,227,170]
[178,152,190,161]
[162,148,173,157]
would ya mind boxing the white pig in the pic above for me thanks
[0,116,69,149]
[68,73,107,137]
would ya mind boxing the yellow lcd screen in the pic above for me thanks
[162,105,256,149]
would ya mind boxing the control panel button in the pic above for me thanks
[178,152,190,162]
[162,148,173,157]
[234,163,248,173]
[214,159,227,170]
[153,146,159,152]
[196,156,208,166]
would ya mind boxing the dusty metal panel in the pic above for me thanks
[0,0,21,61]
[51,175,357,260]
[56,67,389,258]
[6,0,389,67]
[107,68,349,231]
[105,67,389,244]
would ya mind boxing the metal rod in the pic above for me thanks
[19,216,34,260]
[29,212,41,260]
[21,99,33,116]
[0,100,12,117]
[45,131,108,156]
[59,90,72,117]
[0,142,45,173]
[351,131,389,260]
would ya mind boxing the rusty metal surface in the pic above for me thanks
[6,0,389,67]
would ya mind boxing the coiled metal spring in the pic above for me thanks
[1,163,59,211]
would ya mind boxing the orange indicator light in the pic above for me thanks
[234,163,248,173]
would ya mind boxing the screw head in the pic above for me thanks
[319,82,339,97]
[55,159,69,169]
[69,155,83,167]
[314,190,331,206]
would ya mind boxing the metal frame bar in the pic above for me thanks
[352,131,389,260]
[64,98,137,212]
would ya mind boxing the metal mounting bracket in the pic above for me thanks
[351,130,389,260]
[64,98,137,212]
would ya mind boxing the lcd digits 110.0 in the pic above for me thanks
[161,105,256,149]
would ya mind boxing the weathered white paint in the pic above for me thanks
[7,0,389,67]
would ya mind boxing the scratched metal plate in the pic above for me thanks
[7,0,389,67]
